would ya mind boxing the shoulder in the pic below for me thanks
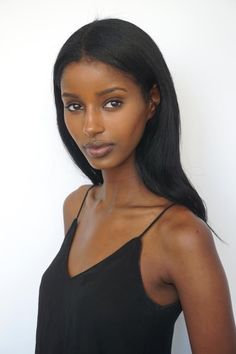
[156,205,236,353]
[159,205,215,260]
[63,184,93,236]
[157,204,219,280]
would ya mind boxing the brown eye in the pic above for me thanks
[65,103,82,112]
[104,100,123,109]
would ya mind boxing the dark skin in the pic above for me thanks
[61,58,236,354]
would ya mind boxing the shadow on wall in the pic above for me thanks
[172,313,191,354]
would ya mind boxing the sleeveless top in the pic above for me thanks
[35,185,182,354]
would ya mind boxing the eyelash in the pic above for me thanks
[65,99,123,112]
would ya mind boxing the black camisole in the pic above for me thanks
[35,185,182,354]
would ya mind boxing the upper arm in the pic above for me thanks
[63,184,92,236]
[164,211,236,354]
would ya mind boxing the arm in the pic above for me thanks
[164,212,236,354]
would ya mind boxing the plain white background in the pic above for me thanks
[0,0,235,353]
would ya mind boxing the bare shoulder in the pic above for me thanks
[63,184,93,236]
[158,205,216,262]
[157,205,236,353]
[157,204,220,283]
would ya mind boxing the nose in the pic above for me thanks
[82,108,105,137]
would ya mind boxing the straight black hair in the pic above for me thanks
[53,17,209,224]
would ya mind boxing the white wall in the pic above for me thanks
[0,0,235,353]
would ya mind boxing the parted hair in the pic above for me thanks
[53,18,207,222]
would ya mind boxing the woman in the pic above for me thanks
[35,18,236,353]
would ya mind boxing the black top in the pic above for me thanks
[35,185,182,354]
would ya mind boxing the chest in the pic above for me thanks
[67,210,178,306]
[38,237,182,354]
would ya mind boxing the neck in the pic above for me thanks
[94,159,153,210]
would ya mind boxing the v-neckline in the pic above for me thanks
[64,186,176,281]
[65,217,141,280]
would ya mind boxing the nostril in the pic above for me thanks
[82,120,105,136]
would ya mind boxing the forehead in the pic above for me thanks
[60,59,138,92]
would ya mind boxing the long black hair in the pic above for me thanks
[53,18,207,222]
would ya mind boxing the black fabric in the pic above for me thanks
[35,185,182,354]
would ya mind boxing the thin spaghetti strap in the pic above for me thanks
[138,203,176,240]
[76,185,95,220]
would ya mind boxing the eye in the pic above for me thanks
[65,103,82,112]
[104,100,123,109]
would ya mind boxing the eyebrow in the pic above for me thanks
[61,87,127,98]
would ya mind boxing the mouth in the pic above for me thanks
[84,142,115,158]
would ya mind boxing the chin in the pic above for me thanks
[87,154,134,172]
[87,159,118,170]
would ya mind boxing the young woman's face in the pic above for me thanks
[60,59,158,170]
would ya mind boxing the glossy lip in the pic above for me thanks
[85,144,114,158]
[84,141,114,149]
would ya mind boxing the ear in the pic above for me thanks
[146,84,160,121]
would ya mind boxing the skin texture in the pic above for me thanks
[61,59,236,354]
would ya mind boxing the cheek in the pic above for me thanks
[64,115,82,142]
[110,109,147,146]
[64,113,71,131]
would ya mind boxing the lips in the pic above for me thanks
[84,142,113,149]
[84,142,114,158]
